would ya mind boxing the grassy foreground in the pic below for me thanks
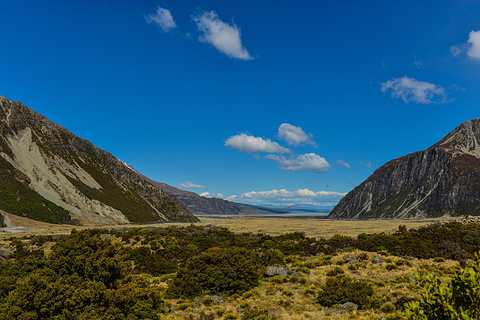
[1,218,479,319]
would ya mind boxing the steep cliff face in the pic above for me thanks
[0,95,198,224]
[329,119,480,219]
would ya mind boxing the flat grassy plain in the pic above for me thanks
[0,212,452,240]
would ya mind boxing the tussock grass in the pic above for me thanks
[159,250,459,320]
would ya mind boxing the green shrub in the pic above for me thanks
[270,276,284,284]
[242,307,269,320]
[202,295,212,306]
[304,288,316,295]
[395,259,412,267]
[176,302,192,310]
[297,266,311,274]
[223,312,239,320]
[266,286,275,295]
[385,264,398,271]
[317,276,374,309]
[402,251,480,319]
[380,303,396,314]
[242,288,260,299]
[169,247,264,297]
[326,266,345,276]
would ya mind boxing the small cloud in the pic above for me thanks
[192,10,253,60]
[145,7,177,32]
[226,188,346,206]
[410,58,423,69]
[359,161,372,168]
[380,76,449,104]
[450,45,462,57]
[347,181,357,187]
[336,160,351,168]
[266,153,331,173]
[225,133,291,154]
[177,181,207,190]
[278,123,317,147]
[200,192,224,198]
[467,30,480,59]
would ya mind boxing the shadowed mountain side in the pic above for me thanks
[330,119,480,219]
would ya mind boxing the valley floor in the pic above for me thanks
[0,211,453,240]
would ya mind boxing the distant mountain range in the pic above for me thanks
[262,204,334,213]
[330,119,480,219]
[0,95,284,225]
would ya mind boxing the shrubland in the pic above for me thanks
[0,221,479,319]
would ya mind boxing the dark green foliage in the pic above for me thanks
[317,276,374,309]
[0,229,166,319]
[48,229,126,288]
[401,252,480,319]
[128,246,177,275]
[169,247,264,298]
[353,222,480,260]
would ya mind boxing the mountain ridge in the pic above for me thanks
[329,119,480,219]
[0,95,198,224]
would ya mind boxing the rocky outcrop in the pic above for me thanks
[329,119,480,219]
[0,95,198,224]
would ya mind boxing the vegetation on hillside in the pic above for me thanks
[0,221,479,319]
[0,157,72,224]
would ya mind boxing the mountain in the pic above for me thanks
[144,177,289,215]
[329,119,480,219]
[0,95,198,225]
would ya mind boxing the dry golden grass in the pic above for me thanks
[159,250,459,320]
[0,214,454,240]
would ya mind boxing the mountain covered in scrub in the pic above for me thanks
[0,95,284,225]
[330,119,480,219]
[0,95,200,225]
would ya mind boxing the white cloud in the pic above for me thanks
[226,188,345,206]
[177,181,207,190]
[266,153,331,173]
[450,45,461,57]
[200,192,224,198]
[467,30,480,59]
[278,123,316,147]
[336,160,351,168]
[192,11,253,60]
[359,161,372,168]
[225,133,291,154]
[380,76,449,104]
[145,7,177,32]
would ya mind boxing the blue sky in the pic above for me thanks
[1,0,480,208]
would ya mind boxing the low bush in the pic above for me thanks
[169,247,264,298]
[401,252,480,319]
[317,276,374,309]
[326,266,345,276]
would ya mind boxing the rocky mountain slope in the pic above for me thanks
[140,176,288,216]
[329,119,480,219]
[0,95,198,225]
